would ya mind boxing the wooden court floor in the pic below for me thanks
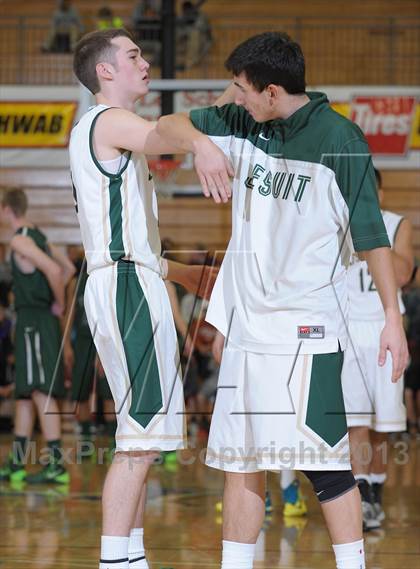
[0,434,419,569]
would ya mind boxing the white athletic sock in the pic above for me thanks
[221,540,256,568]
[128,528,149,568]
[100,536,129,569]
[370,472,386,484]
[332,539,365,569]
[280,470,296,489]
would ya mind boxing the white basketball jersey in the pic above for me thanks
[69,105,163,275]
[347,210,405,321]
[190,95,390,354]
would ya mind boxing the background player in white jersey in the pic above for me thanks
[342,168,414,530]
[70,28,230,569]
[157,32,409,569]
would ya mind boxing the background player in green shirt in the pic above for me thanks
[0,188,75,484]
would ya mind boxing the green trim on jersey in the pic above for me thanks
[88,107,131,179]
[190,92,390,253]
[88,108,132,262]
[305,351,347,448]
[108,176,126,261]
[116,260,163,429]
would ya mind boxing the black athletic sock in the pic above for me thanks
[105,420,117,449]
[80,420,91,438]
[11,436,29,466]
[47,439,62,463]
[357,478,373,503]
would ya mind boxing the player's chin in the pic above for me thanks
[138,84,149,96]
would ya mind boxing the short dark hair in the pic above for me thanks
[225,32,306,94]
[73,28,134,94]
[374,167,382,190]
[1,188,28,217]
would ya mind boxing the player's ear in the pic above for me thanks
[96,62,114,82]
[266,84,280,105]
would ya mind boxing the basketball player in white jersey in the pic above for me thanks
[70,28,231,569]
[157,32,409,569]
[342,168,414,530]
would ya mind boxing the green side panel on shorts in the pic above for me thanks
[305,351,347,448]
[116,260,163,429]
[108,176,126,262]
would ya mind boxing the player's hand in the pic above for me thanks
[193,138,234,204]
[378,316,409,382]
[51,301,64,317]
[212,331,225,365]
[185,264,219,300]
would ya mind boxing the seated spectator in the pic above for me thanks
[42,0,83,54]
[176,0,212,70]
[96,6,124,31]
[132,0,161,24]
[132,0,162,63]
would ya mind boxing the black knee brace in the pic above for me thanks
[301,470,356,503]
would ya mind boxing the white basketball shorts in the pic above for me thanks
[84,260,186,452]
[206,342,351,473]
[342,319,406,432]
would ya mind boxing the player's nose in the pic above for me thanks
[140,58,150,71]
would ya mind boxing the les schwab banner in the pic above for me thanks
[0,92,419,159]
[330,96,420,156]
[0,101,77,147]
[143,91,420,158]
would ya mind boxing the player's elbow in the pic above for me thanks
[156,115,170,136]
[49,263,64,286]
[396,259,415,288]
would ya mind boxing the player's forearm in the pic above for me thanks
[48,270,66,309]
[165,259,189,285]
[156,113,211,154]
[391,250,414,288]
[62,262,76,285]
[363,247,401,320]
[214,83,236,107]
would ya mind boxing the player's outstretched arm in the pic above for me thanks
[363,246,409,382]
[165,259,219,301]
[93,108,184,156]
[392,218,414,288]
[157,112,234,204]
[10,235,66,313]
